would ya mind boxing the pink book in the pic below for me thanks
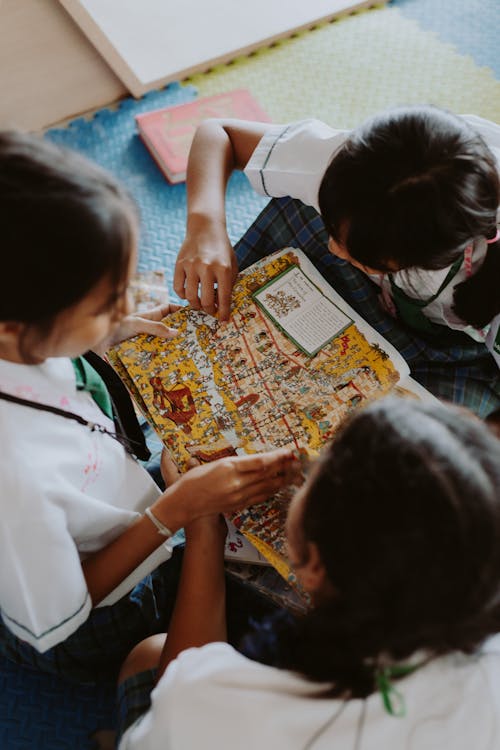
[135,89,271,184]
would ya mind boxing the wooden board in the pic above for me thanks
[58,0,387,97]
[0,0,126,131]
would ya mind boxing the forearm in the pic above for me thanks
[185,118,269,226]
[185,120,234,227]
[82,484,190,606]
[157,528,226,677]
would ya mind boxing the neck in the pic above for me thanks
[0,339,41,365]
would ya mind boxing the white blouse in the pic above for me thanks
[0,356,167,652]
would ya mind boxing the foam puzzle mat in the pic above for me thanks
[1,1,498,747]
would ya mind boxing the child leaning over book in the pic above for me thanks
[174,106,500,415]
[0,132,299,683]
[116,396,500,750]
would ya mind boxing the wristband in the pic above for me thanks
[144,506,173,538]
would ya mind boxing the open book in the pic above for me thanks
[109,248,429,591]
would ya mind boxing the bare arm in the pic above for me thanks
[156,514,227,677]
[174,118,273,321]
[82,446,299,605]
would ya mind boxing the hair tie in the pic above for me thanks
[486,229,500,245]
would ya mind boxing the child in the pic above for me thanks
[0,131,299,683]
[174,106,500,415]
[116,396,500,749]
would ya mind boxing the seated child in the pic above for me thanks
[174,107,500,415]
[116,396,500,750]
[0,131,299,683]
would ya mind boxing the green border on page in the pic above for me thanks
[251,264,353,357]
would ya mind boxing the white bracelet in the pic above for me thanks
[144,506,173,538]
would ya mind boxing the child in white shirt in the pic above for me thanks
[116,396,500,750]
[0,131,298,682]
[174,106,500,415]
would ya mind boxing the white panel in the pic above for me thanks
[58,0,385,96]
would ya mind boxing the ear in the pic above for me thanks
[0,321,24,356]
[299,541,333,597]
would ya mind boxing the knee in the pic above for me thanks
[118,633,166,684]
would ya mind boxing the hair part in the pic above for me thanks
[318,106,500,325]
[243,397,500,698]
[0,131,138,334]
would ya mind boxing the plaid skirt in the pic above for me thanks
[116,667,157,747]
[0,546,281,685]
[0,548,184,685]
[235,197,500,417]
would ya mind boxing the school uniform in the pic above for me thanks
[0,355,282,682]
[117,636,500,750]
[0,354,179,681]
[237,116,500,415]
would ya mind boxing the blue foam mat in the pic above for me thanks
[393,0,500,77]
[46,82,269,301]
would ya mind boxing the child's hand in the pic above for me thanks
[159,447,301,525]
[107,303,182,347]
[174,216,238,322]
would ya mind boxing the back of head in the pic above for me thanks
[318,106,499,272]
[246,397,500,698]
[0,130,137,326]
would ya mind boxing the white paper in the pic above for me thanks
[253,265,353,356]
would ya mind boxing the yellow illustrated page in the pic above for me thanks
[109,249,401,586]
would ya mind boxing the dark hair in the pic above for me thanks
[0,130,137,329]
[243,397,500,698]
[318,106,500,327]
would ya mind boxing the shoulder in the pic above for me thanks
[154,641,317,714]
[244,119,349,210]
[247,118,349,171]
[119,643,321,750]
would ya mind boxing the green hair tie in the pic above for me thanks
[375,663,422,718]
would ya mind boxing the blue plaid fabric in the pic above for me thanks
[235,197,500,417]
[0,546,281,685]
[116,667,157,745]
[0,549,183,685]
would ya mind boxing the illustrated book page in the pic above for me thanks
[109,247,410,589]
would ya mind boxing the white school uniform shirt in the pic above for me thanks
[244,116,500,362]
[120,637,500,750]
[0,356,168,653]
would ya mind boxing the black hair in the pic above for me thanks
[243,397,500,698]
[0,130,137,330]
[318,105,500,328]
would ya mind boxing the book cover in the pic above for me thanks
[135,89,271,184]
[109,248,411,592]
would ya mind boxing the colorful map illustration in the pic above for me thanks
[110,248,405,586]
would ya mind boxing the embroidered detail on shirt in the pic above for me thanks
[463,244,474,278]
[1,592,91,640]
[259,125,292,196]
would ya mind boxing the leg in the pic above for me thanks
[118,634,165,685]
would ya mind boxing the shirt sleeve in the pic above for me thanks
[0,508,91,652]
[244,119,349,212]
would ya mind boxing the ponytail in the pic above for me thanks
[453,237,500,328]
